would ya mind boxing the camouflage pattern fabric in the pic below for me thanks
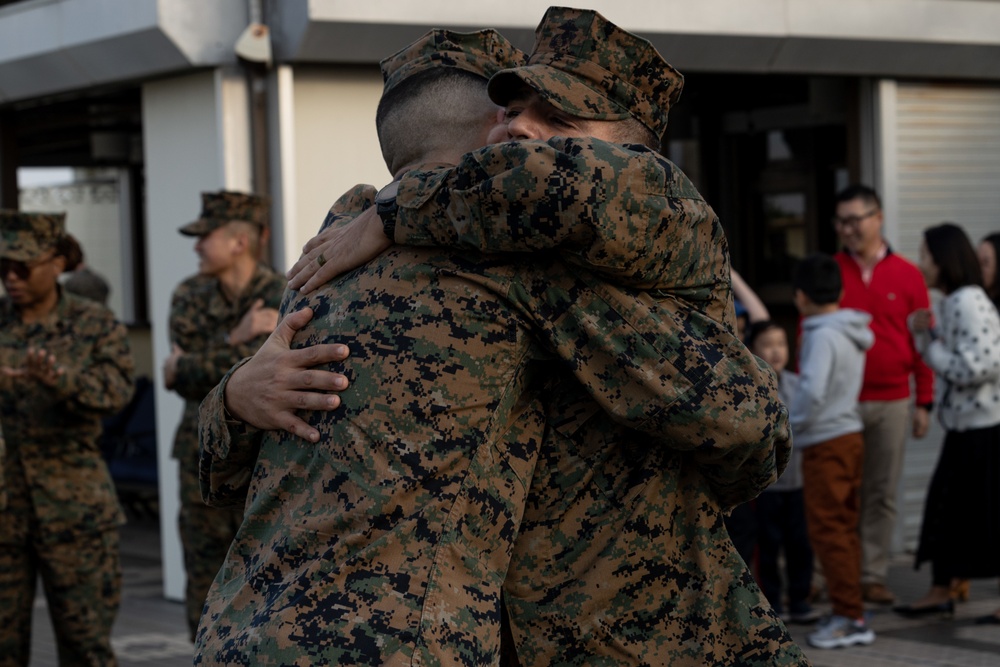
[504,378,806,666]
[488,7,683,140]
[0,209,66,261]
[168,264,285,639]
[394,136,788,508]
[179,190,270,237]
[388,140,804,664]
[0,290,134,665]
[197,154,798,664]
[381,28,526,93]
[196,186,551,666]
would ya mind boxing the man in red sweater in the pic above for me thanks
[832,184,934,605]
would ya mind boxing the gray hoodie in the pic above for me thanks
[791,308,875,448]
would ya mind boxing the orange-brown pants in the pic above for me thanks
[801,432,865,620]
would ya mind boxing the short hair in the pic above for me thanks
[56,233,83,272]
[745,319,784,350]
[834,184,881,210]
[225,220,262,257]
[923,223,983,294]
[608,117,659,150]
[793,253,843,306]
[375,68,493,175]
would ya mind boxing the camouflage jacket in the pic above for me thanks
[167,264,285,463]
[388,137,802,664]
[0,291,134,540]
[392,137,789,508]
[503,377,807,666]
[201,160,801,664]
[196,186,551,666]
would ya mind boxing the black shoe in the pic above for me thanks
[974,613,1000,625]
[893,600,954,618]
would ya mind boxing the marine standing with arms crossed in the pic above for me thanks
[162,191,286,639]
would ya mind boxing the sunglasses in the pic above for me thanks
[1,253,53,280]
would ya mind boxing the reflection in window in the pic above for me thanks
[761,192,806,287]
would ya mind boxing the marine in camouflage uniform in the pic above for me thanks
[196,20,801,667]
[382,9,806,663]
[166,191,286,639]
[0,211,134,667]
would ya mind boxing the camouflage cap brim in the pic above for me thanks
[178,218,221,237]
[488,63,633,122]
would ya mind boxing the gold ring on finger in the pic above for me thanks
[316,252,326,267]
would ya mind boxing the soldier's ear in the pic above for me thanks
[226,226,250,254]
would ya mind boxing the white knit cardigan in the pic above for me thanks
[911,285,1000,432]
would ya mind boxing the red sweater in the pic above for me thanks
[835,250,934,404]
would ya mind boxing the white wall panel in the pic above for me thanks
[141,68,252,600]
[277,66,388,271]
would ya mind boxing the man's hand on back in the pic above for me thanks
[224,307,351,441]
[287,207,391,294]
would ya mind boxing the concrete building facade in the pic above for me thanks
[1,0,998,600]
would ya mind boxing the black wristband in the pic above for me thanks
[375,181,400,240]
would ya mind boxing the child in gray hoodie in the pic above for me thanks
[791,253,875,650]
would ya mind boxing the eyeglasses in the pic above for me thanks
[832,209,879,227]
[0,253,53,280]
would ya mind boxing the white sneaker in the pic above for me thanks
[807,615,875,649]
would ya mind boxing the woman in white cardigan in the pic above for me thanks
[894,222,1000,619]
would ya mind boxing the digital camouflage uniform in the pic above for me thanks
[0,211,134,667]
[388,142,804,665]
[195,17,802,667]
[196,182,558,666]
[169,191,286,639]
[379,8,807,665]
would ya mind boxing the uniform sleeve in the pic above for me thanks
[395,142,780,507]
[198,358,263,509]
[508,263,790,509]
[49,311,134,417]
[922,290,1000,387]
[394,138,727,294]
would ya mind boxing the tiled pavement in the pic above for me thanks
[28,517,1000,667]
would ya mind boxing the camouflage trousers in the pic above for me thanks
[0,527,121,667]
[179,461,243,641]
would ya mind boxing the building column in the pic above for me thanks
[141,67,252,601]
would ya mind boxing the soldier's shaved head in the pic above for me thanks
[375,68,497,176]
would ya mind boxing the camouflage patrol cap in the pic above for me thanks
[488,6,684,141]
[179,190,269,237]
[0,210,67,261]
[380,28,527,95]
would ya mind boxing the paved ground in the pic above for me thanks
[27,516,1000,666]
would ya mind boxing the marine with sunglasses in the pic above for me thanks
[0,210,134,666]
